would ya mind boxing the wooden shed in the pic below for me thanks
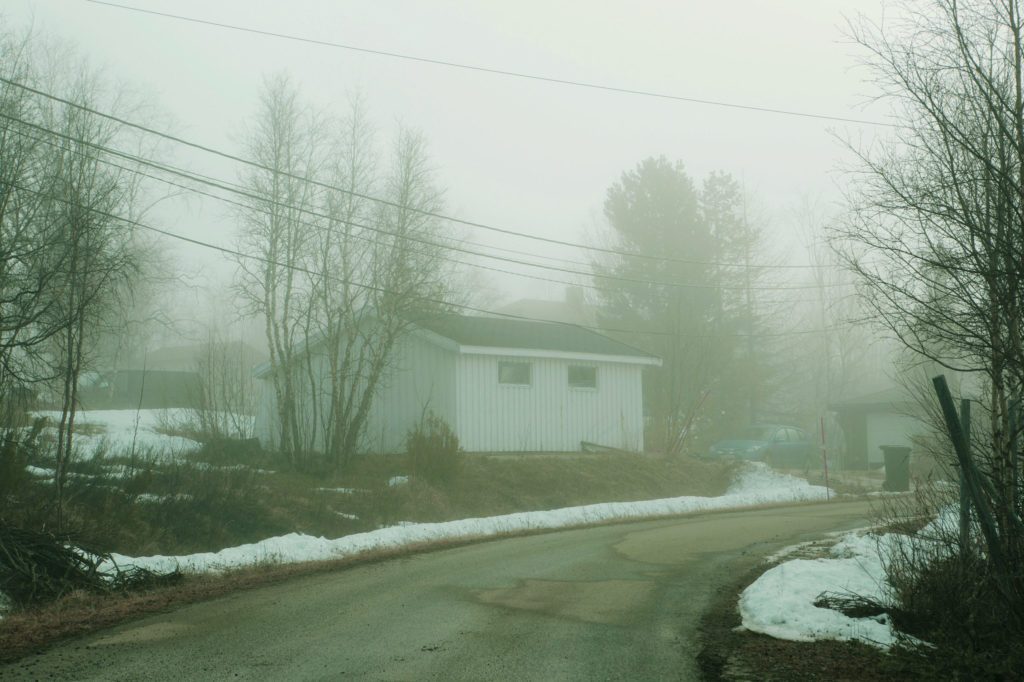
[253,314,661,454]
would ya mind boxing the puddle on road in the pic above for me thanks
[473,579,654,625]
[92,621,187,646]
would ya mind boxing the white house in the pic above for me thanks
[830,387,927,468]
[254,313,661,454]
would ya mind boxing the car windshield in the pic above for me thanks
[740,426,776,441]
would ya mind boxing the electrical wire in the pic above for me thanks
[7,177,857,340]
[0,108,854,293]
[85,0,894,129]
[0,76,836,272]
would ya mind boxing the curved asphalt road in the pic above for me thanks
[2,499,874,681]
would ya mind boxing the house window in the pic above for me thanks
[499,361,531,385]
[568,365,597,389]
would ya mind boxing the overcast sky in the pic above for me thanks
[6,0,889,309]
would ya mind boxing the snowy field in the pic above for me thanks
[33,409,204,460]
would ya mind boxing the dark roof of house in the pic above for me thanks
[413,314,657,359]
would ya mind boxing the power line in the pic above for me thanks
[12,179,855,340]
[93,147,847,308]
[0,77,834,273]
[86,0,895,130]
[0,108,854,293]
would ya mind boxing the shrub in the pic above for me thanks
[826,480,1024,677]
[406,412,462,485]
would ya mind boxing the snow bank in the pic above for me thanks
[739,544,893,646]
[740,506,960,648]
[99,462,828,576]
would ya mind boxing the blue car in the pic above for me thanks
[708,424,814,468]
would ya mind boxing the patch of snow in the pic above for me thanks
[33,409,201,461]
[95,462,831,577]
[333,512,359,520]
[134,493,193,504]
[23,466,108,482]
[739,547,894,647]
[740,506,962,649]
[387,475,409,487]
[764,529,853,563]
[190,462,273,474]
[317,487,367,494]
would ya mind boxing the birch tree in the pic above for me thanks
[236,78,455,468]
[39,68,148,527]
[234,74,325,466]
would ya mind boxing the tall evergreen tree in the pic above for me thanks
[593,157,768,452]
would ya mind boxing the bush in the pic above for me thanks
[406,412,462,485]
[829,481,1024,678]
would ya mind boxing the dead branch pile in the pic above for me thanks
[813,591,889,619]
[0,520,109,606]
[109,565,183,592]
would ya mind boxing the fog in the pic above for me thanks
[8,0,888,284]
[2,0,900,452]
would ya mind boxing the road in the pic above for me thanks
[2,499,874,681]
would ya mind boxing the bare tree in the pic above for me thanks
[0,29,67,428]
[38,66,149,527]
[840,0,1024,606]
[234,74,326,466]
[330,126,453,465]
[191,329,258,441]
[235,78,456,468]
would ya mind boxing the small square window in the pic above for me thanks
[499,361,531,385]
[568,365,597,389]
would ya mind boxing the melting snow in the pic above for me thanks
[94,462,828,576]
[33,409,202,460]
[740,506,959,648]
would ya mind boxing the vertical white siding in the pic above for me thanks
[253,333,456,455]
[362,333,456,454]
[254,338,648,455]
[454,354,644,452]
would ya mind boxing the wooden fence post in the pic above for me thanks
[932,375,1010,590]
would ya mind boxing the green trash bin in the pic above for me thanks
[880,445,911,492]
